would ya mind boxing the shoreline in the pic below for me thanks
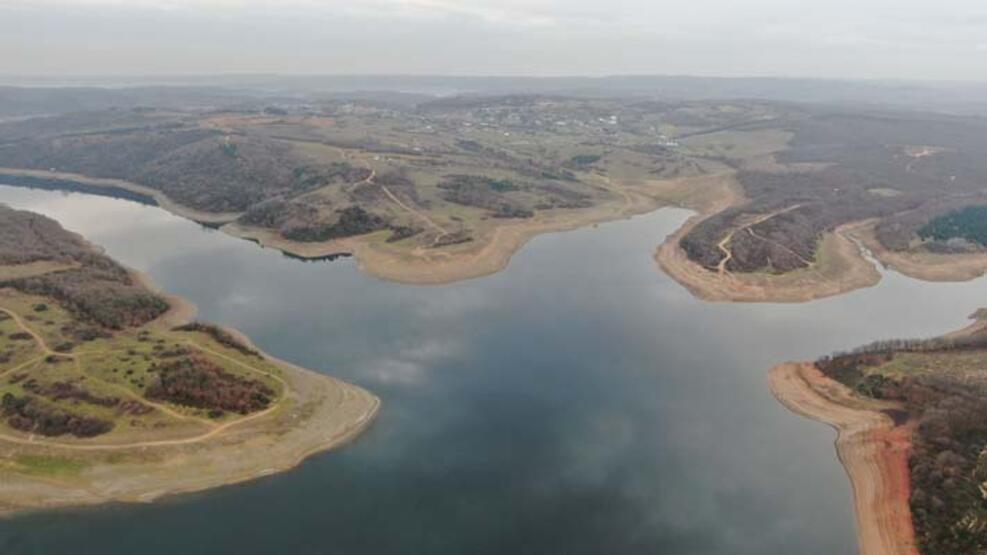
[768,362,917,555]
[848,221,987,283]
[653,182,884,303]
[0,166,700,286]
[0,260,380,517]
[223,186,664,285]
[9,165,979,302]
[0,167,240,225]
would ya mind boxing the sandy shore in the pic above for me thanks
[0,266,379,517]
[1,165,733,286]
[3,164,885,296]
[654,182,987,304]
[653,178,883,303]
[769,362,917,555]
[6,165,987,302]
[219,173,726,284]
[224,181,666,284]
[848,222,987,283]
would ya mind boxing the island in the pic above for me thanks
[771,313,987,554]
[0,205,379,516]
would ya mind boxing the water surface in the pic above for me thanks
[1,185,984,554]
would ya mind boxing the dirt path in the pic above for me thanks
[0,303,304,448]
[341,151,376,192]
[3,162,715,287]
[0,355,43,380]
[0,339,281,451]
[0,261,379,516]
[379,184,449,245]
[0,306,55,355]
[747,227,816,268]
[594,174,637,211]
[342,156,452,248]
[712,204,802,276]
[716,235,734,275]
[769,363,918,555]
[655,184,882,303]
[72,354,212,427]
[1,303,216,427]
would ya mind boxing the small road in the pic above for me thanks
[0,304,291,450]
[379,185,450,246]
[715,204,803,275]
[342,154,451,247]
[0,306,55,356]
[595,174,636,212]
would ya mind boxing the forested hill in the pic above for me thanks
[0,205,168,328]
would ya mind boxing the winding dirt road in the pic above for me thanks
[379,184,450,245]
[714,204,803,275]
[0,304,293,450]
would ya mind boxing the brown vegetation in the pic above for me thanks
[679,111,987,278]
[145,357,275,415]
[172,322,261,358]
[21,379,121,408]
[1,393,113,438]
[0,206,379,518]
[0,206,169,328]
[817,330,987,553]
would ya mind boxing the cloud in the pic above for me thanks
[3,0,987,79]
[366,339,462,386]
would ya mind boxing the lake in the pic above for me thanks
[0,184,984,554]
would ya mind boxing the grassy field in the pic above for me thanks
[0,97,756,273]
[0,283,288,446]
[0,206,379,516]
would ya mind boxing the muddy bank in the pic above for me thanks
[769,362,917,555]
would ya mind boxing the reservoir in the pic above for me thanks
[1,184,984,554]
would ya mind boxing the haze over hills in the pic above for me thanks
[7,0,987,553]
[4,75,987,117]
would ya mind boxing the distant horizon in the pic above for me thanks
[4,1,986,82]
[3,72,987,86]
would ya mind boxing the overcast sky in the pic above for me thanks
[2,0,986,80]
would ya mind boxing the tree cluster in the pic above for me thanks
[1,393,113,438]
[145,356,275,415]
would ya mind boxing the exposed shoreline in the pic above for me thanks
[0,166,701,285]
[653,182,884,303]
[222,185,665,285]
[848,221,987,283]
[0,264,380,517]
[653,182,987,304]
[769,362,917,555]
[5,165,982,303]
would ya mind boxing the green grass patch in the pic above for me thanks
[13,454,89,477]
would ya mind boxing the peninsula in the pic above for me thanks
[0,96,723,284]
[4,93,987,297]
[772,315,987,554]
[0,205,379,515]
